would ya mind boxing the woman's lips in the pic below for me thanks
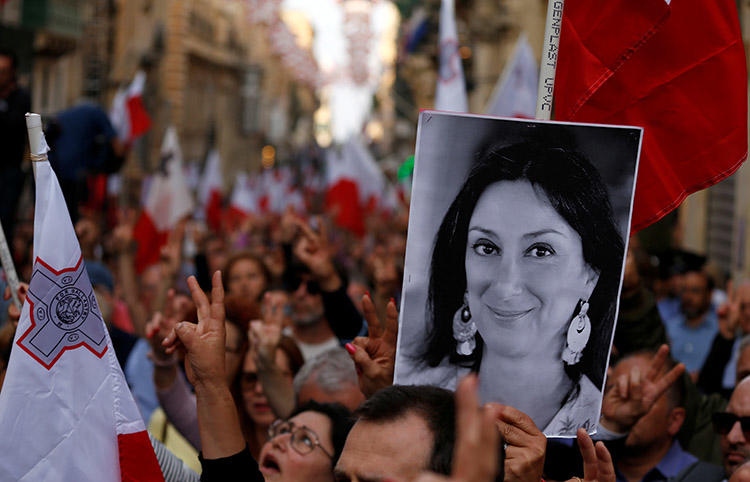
[253,402,271,412]
[487,306,533,322]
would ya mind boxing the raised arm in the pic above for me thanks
[250,292,296,419]
[163,272,245,460]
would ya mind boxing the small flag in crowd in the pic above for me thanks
[109,70,152,143]
[434,0,468,112]
[325,137,386,236]
[227,172,259,226]
[555,0,747,231]
[197,148,224,233]
[0,114,163,481]
[133,126,194,273]
[485,32,538,118]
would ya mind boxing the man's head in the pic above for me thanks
[0,48,18,92]
[718,377,750,477]
[680,270,713,320]
[293,348,365,410]
[334,385,455,481]
[612,352,686,453]
[290,275,325,327]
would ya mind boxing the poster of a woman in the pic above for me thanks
[394,111,642,437]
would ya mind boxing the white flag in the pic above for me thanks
[434,0,468,112]
[485,33,538,118]
[0,115,163,481]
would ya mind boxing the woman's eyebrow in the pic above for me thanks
[467,226,497,236]
[522,229,564,238]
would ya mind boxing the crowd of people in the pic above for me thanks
[2,48,750,482]
[1,182,749,482]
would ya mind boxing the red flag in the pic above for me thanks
[125,71,151,139]
[555,0,747,231]
[325,146,365,236]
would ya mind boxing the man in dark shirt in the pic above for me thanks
[47,102,125,223]
[0,48,31,244]
[608,352,724,481]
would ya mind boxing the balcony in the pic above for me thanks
[22,0,83,38]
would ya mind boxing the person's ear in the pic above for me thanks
[667,407,686,436]
[583,264,600,300]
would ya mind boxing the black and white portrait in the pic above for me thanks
[394,111,642,437]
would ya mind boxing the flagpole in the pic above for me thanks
[0,222,20,309]
[535,0,565,120]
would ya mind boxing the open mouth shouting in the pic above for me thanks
[260,452,281,476]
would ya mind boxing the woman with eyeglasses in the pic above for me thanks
[257,402,353,481]
[201,401,352,482]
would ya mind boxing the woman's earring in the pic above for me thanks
[453,297,477,356]
[562,300,591,365]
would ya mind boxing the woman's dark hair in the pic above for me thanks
[425,142,624,390]
[224,294,261,333]
[291,401,354,465]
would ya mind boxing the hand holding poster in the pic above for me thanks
[394,112,642,436]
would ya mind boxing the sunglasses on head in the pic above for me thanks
[712,412,750,436]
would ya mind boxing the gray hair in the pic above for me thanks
[293,347,359,397]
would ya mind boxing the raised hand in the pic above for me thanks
[600,344,685,433]
[162,272,226,388]
[346,293,398,398]
[293,217,341,291]
[566,428,615,482]
[250,291,285,368]
[413,375,501,482]
[112,208,137,254]
[159,221,185,278]
[487,403,546,482]
[718,280,741,340]
[3,282,28,327]
[146,289,179,361]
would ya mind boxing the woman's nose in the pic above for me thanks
[489,255,523,299]
[271,432,292,451]
[254,378,265,395]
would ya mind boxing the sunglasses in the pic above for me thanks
[712,412,750,437]
[290,277,321,295]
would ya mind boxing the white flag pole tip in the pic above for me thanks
[535,0,565,120]
[25,112,50,161]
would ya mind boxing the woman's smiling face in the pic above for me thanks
[464,180,599,358]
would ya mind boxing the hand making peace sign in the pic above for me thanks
[346,293,399,398]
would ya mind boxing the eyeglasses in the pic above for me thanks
[268,419,333,459]
[712,412,750,437]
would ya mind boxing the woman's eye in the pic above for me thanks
[528,245,554,258]
[472,242,498,256]
[299,434,314,447]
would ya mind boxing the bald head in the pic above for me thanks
[721,377,750,477]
